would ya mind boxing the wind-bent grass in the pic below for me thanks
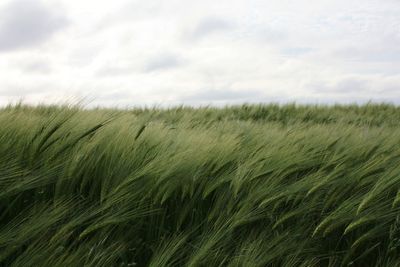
[1,103,400,266]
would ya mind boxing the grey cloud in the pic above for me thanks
[0,0,68,51]
[281,47,314,57]
[96,91,135,103]
[94,2,162,30]
[96,66,135,77]
[144,54,184,72]
[379,85,400,94]
[250,26,287,43]
[181,88,266,103]
[310,78,369,94]
[0,85,48,97]
[334,44,400,63]
[334,79,368,93]
[23,61,52,74]
[187,17,235,40]
[96,54,184,77]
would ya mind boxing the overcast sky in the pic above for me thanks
[0,0,399,107]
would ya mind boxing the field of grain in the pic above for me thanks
[1,104,400,266]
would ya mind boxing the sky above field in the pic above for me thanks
[0,0,399,107]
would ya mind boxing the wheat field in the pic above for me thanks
[1,103,400,266]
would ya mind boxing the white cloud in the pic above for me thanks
[144,53,185,72]
[185,17,236,41]
[0,0,68,51]
[0,0,399,106]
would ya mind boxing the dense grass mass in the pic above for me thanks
[2,103,400,266]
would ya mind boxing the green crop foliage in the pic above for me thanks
[1,103,400,266]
